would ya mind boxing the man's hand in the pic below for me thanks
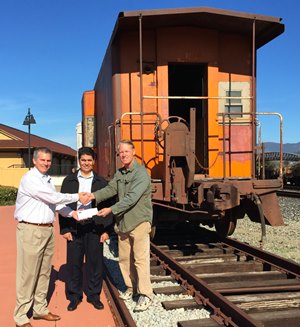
[79,192,92,205]
[100,232,109,243]
[97,207,112,217]
[71,210,79,221]
[63,232,73,241]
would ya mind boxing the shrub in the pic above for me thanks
[0,185,18,206]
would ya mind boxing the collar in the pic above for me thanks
[77,170,94,179]
[32,167,48,179]
[120,159,138,174]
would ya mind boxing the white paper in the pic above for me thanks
[77,208,98,220]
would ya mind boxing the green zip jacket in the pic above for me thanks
[93,159,152,233]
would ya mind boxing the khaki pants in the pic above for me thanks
[118,221,153,298]
[14,223,55,325]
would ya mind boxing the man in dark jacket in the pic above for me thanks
[58,147,113,311]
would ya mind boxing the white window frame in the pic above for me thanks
[218,81,251,124]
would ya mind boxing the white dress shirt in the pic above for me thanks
[14,167,79,224]
[77,170,93,210]
[58,170,93,218]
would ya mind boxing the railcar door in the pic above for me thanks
[168,63,208,173]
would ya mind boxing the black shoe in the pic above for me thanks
[87,298,104,310]
[67,298,81,311]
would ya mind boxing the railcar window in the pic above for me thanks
[225,90,243,118]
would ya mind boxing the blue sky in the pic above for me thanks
[1,0,299,149]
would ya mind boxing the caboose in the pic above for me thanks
[82,7,285,238]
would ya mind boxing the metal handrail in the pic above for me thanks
[117,111,163,165]
[218,112,283,178]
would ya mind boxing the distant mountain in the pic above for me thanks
[264,142,300,153]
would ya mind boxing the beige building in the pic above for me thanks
[0,123,77,188]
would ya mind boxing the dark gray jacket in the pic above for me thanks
[59,170,114,235]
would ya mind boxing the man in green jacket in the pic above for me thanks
[90,140,153,312]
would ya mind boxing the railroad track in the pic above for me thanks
[150,227,300,327]
[283,185,300,191]
[277,189,300,197]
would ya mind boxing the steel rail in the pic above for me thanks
[104,266,137,327]
[151,242,263,327]
[277,190,300,198]
[223,237,300,278]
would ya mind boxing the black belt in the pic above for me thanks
[19,221,53,227]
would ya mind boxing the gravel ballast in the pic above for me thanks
[232,197,300,264]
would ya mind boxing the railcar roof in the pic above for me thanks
[111,7,284,49]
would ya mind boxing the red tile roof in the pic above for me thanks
[0,123,76,157]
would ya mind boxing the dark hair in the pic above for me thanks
[78,147,96,160]
[119,140,135,149]
[33,147,52,159]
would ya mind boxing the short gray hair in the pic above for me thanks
[119,140,135,149]
[33,147,52,159]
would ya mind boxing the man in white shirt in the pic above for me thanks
[13,147,89,327]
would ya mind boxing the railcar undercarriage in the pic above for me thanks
[150,108,284,239]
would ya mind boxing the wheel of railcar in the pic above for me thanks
[215,210,237,237]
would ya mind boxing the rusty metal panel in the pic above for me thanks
[82,91,95,148]
[83,116,95,148]
[253,179,282,190]
[260,192,284,226]
[151,181,164,201]
[171,167,188,204]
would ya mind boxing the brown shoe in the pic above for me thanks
[16,323,33,327]
[33,312,61,321]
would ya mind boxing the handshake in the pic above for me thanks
[78,192,95,205]
[71,192,112,221]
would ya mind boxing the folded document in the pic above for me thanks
[77,208,98,220]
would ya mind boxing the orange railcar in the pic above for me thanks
[82,7,284,238]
